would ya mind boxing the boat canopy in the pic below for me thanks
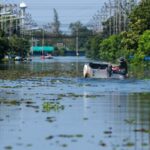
[31,46,54,52]
[89,63,108,69]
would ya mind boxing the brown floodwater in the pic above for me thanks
[0,56,150,150]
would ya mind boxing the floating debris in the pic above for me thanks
[134,128,150,133]
[141,143,149,146]
[26,144,32,147]
[4,146,13,150]
[83,117,88,120]
[46,116,56,123]
[104,130,112,134]
[45,135,54,140]
[0,118,4,121]
[61,144,68,147]
[99,140,106,147]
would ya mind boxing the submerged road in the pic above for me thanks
[0,56,150,150]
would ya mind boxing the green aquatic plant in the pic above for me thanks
[124,118,136,125]
[104,130,112,134]
[0,99,21,106]
[58,134,83,138]
[134,128,150,133]
[0,86,13,88]
[124,142,134,147]
[42,102,64,112]
[142,143,149,146]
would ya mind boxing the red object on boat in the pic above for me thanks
[112,66,120,71]
[41,55,45,59]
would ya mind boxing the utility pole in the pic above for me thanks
[105,0,113,36]
[76,28,79,56]
[118,0,121,33]
[116,0,119,34]
[109,0,112,36]
[90,0,138,34]
[42,28,45,56]
[97,10,103,32]
[100,5,108,33]
[114,0,119,34]
[112,0,116,34]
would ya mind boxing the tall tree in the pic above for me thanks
[69,21,83,35]
[50,8,61,34]
[86,34,103,59]
[69,21,93,50]
[9,35,30,57]
[0,37,10,60]
[121,0,150,59]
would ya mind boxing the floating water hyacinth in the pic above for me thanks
[42,102,64,112]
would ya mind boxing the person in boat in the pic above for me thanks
[112,57,128,75]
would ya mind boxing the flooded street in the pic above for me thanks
[0,57,150,150]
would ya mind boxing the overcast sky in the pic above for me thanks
[4,0,106,26]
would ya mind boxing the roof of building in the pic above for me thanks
[31,46,54,52]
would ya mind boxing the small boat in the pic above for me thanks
[83,62,127,79]
[41,54,53,59]
[45,54,53,59]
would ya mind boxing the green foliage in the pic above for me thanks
[86,34,103,59]
[54,47,65,56]
[87,0,150,63]
[129,0,150,34]
[9,36,30,57]
[69,21,83,35]
[0,37,10,60]
[50,8,61,34]
[99,34,122,61]
[121,31,140,58]
[132,30,150,62]
[42,102,64,112]
[0,28,30,61]
[138,30,150,56]
[69,21,93,50]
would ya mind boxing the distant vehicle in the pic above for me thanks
[4,55,15,60]
[14,56,22,61]
[4,55,9,59]
[83,62,128,79]
[23,57,32,62]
